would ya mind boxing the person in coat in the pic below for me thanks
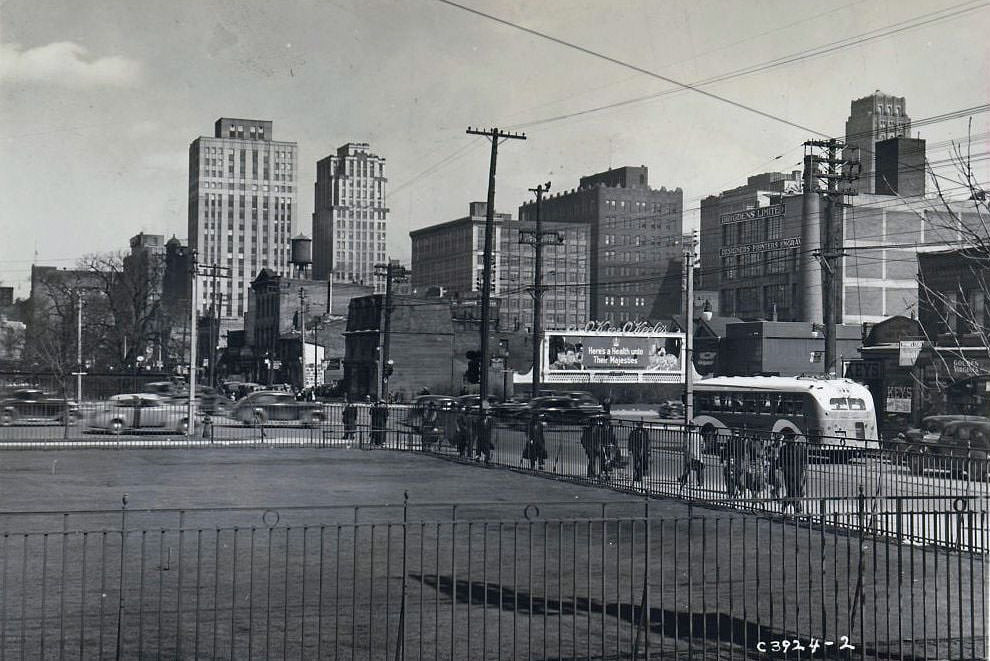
[627,420,650,483]
[369,399,389,446]
[473,409,495,464]
[678,426,705,489]
[420,402,439,450]
[581,419,598,477]
[341,397,358,442]
[453,406,471,457]
[523,413,548,470]
[780,436,810,513]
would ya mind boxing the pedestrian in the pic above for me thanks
[744,433,766,495]
[723,430,748,497]
[341,396,357,442]
[627,420,650,483]
[678,426,705,489]
[421,402,439,450]
[453,405,471,457]
[581,418,600,478]
[523,413,548,470]
[765,433,783,499]
[601,395,612,416]
[780,435,809,513]
[473,409,494,465]
[370,399,389,446]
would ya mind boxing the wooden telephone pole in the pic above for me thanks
[466,127,526,406]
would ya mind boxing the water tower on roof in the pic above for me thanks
[290,234,313,279]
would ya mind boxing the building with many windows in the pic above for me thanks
[518,166,682,323]
[187,118,297,319]
[844,91,911,195]
[701,166,980,324]
[409,202,590,331]
[312,143,388,289]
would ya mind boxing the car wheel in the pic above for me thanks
[1,409,15,426]
[176,418,189,434]
[110,419,124,435]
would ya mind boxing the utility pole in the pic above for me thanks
[519,182,562,398]
[298,287,308,391]
[187,250,198,436]
[466,127,527,406]
[804,138,859,376]
[683,240,697,428]
[374,260,409,400]
[76,292,83,402]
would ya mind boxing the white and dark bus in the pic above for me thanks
[692,375,880,459]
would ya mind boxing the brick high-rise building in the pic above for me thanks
[518,166,682,323]
[844,91,911,195]
[188,118,298,319]
[312,143,388,290]
[409,202,589,331]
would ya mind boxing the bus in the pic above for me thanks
[691,375,880,460]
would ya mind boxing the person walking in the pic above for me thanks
[341,397,357,442]
[723,430,748,497]
[765,433,784,500]
[581,418,599,478]
[420,401,439,450]
[780,435,809,513]
[523,413,548,470]
[473,409,495,465]
[369,399,389,447]
[586,416,615,480]
[453,405,471,457]
[627,420,650,483]
[678,426,705,490]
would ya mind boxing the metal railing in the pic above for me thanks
[0,496,985,659]
[2,403,988,508]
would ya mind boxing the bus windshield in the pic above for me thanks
[830,398,866,411]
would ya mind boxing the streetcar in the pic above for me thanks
[691,375,880,461]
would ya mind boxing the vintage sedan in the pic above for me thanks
[908,419,990,480]
[87,393,191,435]
[231,391,327,426]
[1,389,79,425]
[527,396,604,425]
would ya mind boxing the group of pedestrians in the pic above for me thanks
[449,407,495,464]
[717,431,810,511]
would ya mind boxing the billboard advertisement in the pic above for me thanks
[543,330,685,383]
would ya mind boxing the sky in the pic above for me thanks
[1,0,988,297]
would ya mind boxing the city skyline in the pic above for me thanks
[2,0,988,297]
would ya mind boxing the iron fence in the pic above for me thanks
[0,498,985,660]
[2,404,989,518]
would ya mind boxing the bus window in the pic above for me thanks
[761,397,772,414]
[830,398,849,410]
[848,398,866,410]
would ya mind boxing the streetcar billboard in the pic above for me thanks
[542,327,685,383]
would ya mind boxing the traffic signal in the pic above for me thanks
[465,351,481,384]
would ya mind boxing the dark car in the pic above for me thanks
[908,419,990,480]
[144,381,230,416]
[491,397,531,420]
[1,389,79,425]
[231,391,326,426]
[528,396,604,425]
[658,399,686,420]
[454,394,499,410]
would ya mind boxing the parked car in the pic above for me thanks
[87,393,191,435]
[657,399,686,420]
[908,419,990,480]
[454,394,499,410]
[231,391,326,426]
[904,415,989,448]
[527,396,604,425]
[0,389,79,425]
[490,397,531,420]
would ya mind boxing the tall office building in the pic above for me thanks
[188,118,298,319]
[312,143,388,290]
[844,91,911,195]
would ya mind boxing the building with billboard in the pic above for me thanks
[518,166,683,323]
[541,326,685,384]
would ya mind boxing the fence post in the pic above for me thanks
[633,498,651,657]
[394,491,409,661]
[115,493,128,661]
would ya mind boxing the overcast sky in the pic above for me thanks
[1,0,988,296]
